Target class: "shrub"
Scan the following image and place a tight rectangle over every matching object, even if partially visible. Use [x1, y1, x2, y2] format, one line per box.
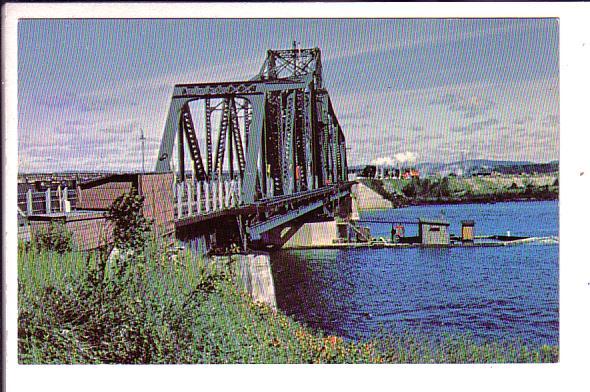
[401, 177, 451, 198]
[402, 179, 419, 197]
[107, 189, 151, 254]
[18, 240, 225, 364]
[436, 177, 451, 197]
[34, 221, 72, 254]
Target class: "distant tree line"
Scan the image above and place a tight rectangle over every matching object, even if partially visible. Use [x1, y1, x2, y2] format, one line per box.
[401, 177, 451, 198]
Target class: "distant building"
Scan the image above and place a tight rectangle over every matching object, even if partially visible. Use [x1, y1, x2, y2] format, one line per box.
[418, 217, 450, 245]
[401, 168, 420, 179]
[461, 220, 475, 242]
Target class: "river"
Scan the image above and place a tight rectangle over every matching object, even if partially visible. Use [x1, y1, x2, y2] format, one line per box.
[270, 200, 559, 346]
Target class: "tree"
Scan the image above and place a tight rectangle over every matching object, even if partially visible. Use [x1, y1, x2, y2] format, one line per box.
[35, 221, 72, 254]
[107, 189, 151, 255]
[438, 177, 451, 197]
[402, 179, 419, 198]
[421, 178, 432, 195]
[360, 165, 376, 178]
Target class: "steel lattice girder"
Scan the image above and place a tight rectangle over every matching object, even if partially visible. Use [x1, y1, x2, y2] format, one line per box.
[246, 189, 350, 241]
[180, 104, 207, 181]
[253, 47, 323, 87]
[155, 48, 347, 205]
[229, 98, 246, 177]
[213, 99, 229, 178]
[204, 98, 213, 180]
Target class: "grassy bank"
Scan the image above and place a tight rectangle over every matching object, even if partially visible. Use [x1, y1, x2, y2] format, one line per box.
[18, 241, 558, 364]
[373, 174, 558, 204]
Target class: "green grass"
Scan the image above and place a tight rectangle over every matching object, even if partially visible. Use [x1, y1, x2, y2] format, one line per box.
[380, 174, 558, 199]
[18, 240, 558, 364]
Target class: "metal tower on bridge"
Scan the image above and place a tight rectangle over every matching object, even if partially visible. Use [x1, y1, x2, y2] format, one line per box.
[155, 46, 348, 204]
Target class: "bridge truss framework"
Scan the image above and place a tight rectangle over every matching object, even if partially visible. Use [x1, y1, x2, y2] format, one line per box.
[155, 46, 351, 251]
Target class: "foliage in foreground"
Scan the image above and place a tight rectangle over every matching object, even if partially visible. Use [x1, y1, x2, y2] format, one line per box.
[33, 221, 73, 254]
[107, 189, 151, 254]
[18, 243, 558, 364]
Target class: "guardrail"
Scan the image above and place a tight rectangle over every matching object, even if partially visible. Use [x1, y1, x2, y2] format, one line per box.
[17, 187, 76, 215]
[174, 179, 242, 219]
[174, 180, 354, 222]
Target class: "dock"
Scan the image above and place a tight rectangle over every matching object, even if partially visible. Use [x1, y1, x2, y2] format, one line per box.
[283, 236, 559, 250]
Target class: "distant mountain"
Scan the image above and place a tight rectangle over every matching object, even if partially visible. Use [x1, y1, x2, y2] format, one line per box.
[417, 160, 558, 175]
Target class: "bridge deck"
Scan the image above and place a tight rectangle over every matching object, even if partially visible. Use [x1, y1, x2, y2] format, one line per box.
[174, 182, 354, 233]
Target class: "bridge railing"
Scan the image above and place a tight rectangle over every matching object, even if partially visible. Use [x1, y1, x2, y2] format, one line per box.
[18, 186, 75, 216]
[174, 178, 242, 219]
[17, 186, 76, 241]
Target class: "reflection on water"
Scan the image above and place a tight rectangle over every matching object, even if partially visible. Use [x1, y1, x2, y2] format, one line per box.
[270, 201, 558, 346]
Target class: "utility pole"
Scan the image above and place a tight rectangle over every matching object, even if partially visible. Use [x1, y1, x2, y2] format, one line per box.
[140, 127, 146, 173]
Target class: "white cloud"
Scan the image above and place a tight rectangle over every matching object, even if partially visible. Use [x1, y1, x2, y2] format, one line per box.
[18, 56, 260, 172]
[332, 77, 558, 165]
[322, 19, 542, 62]
[371, 151, 417, 167]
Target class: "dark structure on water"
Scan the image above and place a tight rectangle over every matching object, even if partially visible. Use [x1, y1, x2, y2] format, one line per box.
[418, 218, 451, 245]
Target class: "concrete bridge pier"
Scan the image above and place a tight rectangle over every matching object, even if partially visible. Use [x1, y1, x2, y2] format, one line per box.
[208, 252, 277, 310]
[232, 253, 277, 310]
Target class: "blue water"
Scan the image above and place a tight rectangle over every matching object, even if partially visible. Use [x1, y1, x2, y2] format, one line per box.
[270, 201, 558, 346]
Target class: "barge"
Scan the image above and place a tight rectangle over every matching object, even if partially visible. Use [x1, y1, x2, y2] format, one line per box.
[284, 217, 559, 250]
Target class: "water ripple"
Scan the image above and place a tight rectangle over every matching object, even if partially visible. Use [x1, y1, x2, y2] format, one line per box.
[271, 201, 559, 346]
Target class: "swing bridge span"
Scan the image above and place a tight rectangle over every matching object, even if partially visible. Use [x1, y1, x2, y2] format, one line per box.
[154, 46, 353, 251]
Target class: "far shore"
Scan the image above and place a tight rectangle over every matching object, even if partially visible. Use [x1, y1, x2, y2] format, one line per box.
[359, 174, 559, 208]
[401, 193, 558, 207]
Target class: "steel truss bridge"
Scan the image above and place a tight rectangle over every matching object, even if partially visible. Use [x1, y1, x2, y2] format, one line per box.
[155, 46, 351, 251]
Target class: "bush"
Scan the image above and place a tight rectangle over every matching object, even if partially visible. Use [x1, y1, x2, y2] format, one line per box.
[402, 179, 419, 197]
[107, 189, 151, 254]
[18, 243, 227, 364]
[437, 177, 451, 197]
[401, 177, 451, 198]
[34, 221, 72, 254]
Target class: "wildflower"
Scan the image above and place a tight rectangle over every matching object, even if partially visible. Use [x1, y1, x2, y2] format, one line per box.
[269, 338, 280, 348]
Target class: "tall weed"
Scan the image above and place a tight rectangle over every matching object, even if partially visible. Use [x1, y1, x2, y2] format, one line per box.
[18, 243, 558, 364]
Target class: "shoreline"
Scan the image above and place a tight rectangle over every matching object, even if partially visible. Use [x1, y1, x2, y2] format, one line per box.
[400, 193, 558, 207]
[358, 175, 559, 209]
[18, 242, 559, 363]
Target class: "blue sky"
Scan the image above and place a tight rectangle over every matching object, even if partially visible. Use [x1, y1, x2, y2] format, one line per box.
[18, 18, 559, 172]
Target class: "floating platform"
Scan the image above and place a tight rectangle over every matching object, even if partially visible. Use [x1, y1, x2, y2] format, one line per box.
[284, 236, 559, 250]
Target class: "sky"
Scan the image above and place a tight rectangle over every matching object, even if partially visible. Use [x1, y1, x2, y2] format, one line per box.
[17, 18, 559, 172]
